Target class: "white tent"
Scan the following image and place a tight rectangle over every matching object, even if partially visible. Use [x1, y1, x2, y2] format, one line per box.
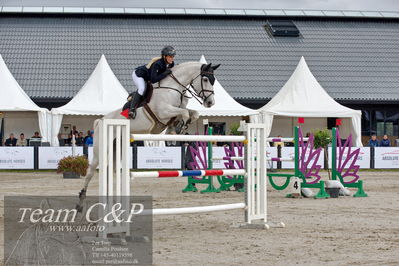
[256, 56, 362, 146]
[51, 55, 128, 145]
[186, 55, 258, 117]
[0, 54, 50, 142]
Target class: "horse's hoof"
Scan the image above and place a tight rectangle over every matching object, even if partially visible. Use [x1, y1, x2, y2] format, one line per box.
[76, 204, 83, 213]
[175, 123, 183, 134]
[79, 189, 86, 200]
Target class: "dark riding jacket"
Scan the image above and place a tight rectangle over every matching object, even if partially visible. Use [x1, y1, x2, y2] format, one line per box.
[135, 58, 174, 84]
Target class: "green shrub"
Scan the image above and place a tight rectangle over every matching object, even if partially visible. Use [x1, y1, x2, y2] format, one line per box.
[312, 128, 332, 175]
[229, 122, 241, 135]
[312, 128, 332, 149]
[57, 155, 89, 176]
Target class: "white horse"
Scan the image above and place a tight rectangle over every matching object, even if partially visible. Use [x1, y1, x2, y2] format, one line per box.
[77, 62, 220, 210]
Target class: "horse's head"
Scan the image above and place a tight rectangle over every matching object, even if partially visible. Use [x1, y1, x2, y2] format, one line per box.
[191, 63, 220, 108]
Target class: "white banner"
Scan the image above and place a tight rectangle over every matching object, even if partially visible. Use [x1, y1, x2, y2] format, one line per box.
[281, 147, 324, 169]
[266, 147, 278, 169]
[374, 147, 399, 169]
[88, 147, 133, 169]
[137, 147, 181, 169]
[0, 147, 34, 169]
[39, 147, 83, 169]
[328, 147, 370, 169]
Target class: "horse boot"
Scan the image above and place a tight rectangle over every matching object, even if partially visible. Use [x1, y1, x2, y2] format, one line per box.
[128, 93, 143, 119]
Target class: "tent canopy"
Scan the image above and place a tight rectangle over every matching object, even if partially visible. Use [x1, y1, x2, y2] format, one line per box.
[52, 55, 128, 115]
[0, 54, 50, 142]
[51, 55, 128, 145]
[186, 55, 258, 117]
[0, 54, 41, 112]
[258, 56, 362, 146]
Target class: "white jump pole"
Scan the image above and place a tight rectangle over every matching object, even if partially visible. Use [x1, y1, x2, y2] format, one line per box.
[131, 134, 245, 142]
[139, 203, 246, 216]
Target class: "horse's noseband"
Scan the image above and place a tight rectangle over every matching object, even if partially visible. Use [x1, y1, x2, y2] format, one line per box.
[192, 70, 215, 103]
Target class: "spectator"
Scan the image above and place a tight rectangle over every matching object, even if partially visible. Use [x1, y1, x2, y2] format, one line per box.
[85, 131, 94, 146]
[64, 133, 72, 146]
[4, 133, 17, 146]
[84, 130, 91, 143]
[75, 132, 84, 146]
[71, 125, 78, 136]
[58, 133, 65, 146]
[368, 134, 379, 147]
[16, 133, 27, 146]
[31, 131, 42, 139]
[380, 134, 390, 147]
[273, 135, 285, 147]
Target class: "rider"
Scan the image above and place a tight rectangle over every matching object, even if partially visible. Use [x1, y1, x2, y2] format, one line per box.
[128, 46, 176, 118]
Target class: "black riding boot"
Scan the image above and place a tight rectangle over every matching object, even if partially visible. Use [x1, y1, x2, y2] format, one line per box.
[128, 93, 143, 119]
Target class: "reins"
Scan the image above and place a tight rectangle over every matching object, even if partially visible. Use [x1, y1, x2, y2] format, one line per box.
[154, 70, 215, 106]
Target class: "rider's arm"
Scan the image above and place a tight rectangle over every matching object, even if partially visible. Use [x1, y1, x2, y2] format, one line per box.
[150, 62, 171, 84]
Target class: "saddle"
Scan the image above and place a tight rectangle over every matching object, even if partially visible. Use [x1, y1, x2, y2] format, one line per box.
[122, 81, 154, 111]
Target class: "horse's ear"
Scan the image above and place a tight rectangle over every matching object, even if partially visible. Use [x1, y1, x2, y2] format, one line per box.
[212, 64, 221, 71]
[202, 63, 211, 71]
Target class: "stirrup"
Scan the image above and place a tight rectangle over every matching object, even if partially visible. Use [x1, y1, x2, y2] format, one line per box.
[128, 110, 137, 119]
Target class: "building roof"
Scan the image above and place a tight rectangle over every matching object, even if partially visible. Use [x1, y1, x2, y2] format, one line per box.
[0, 13, 398, 103]
[1, 6, 399, 19]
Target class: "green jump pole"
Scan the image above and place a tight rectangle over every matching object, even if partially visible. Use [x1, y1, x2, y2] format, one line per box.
[294, 126, 300, 177]
[331, 127, 337, 181]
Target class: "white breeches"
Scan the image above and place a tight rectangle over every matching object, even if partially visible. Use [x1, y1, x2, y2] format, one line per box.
[132, 71, 146, 96]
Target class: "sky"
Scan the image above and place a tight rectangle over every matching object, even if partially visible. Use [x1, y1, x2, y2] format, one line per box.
[1, 0, 399, 12]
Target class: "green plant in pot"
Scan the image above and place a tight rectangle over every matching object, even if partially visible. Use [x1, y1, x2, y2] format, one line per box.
[312, 128, 332, 179]
[57, 155, 89, 179]
[229, 122, 242, 136]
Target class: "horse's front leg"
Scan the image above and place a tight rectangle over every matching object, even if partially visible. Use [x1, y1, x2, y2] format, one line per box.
[158, 106, 190, 134]
[186, 109, 199, 126]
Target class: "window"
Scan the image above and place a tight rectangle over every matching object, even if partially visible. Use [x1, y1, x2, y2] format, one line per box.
[265, 20, 300, 37]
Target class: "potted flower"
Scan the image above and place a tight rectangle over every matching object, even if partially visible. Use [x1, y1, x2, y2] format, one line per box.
[313, 128, 340, 197]
[57, 155, 89, 179]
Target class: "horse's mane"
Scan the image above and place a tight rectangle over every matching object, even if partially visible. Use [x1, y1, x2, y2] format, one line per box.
[171, 61, 202, 71]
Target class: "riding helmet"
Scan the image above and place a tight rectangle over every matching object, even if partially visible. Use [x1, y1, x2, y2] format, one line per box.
[161, 46, 176, 57]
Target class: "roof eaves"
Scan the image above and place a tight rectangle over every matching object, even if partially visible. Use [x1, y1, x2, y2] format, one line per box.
[1, 6, 399, 19]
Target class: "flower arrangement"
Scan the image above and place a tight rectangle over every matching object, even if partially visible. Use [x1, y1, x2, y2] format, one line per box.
[57, 155, 89, 177]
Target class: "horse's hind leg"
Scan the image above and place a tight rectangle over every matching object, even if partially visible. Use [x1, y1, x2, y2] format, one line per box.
[76, 157, 99, 212]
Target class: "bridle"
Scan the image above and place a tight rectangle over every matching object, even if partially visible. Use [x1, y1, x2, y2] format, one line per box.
[156, 66, 215, 105]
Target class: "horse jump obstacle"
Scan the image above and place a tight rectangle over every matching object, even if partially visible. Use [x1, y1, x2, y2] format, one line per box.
[267, 126, 330, 199]
[181, 127, 308, 193]
[98, 119, 282, 238]
[331, 127, 367, 197]
[98, 119, 131, 239]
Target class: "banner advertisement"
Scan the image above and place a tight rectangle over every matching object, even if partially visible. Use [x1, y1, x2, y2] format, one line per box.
[137, 147, 181, 169]
[39, 147, 83, 169]
[281, 147, 324, 169]
[374, 147, 399, 169]
[0, 147, 34, 169]
[266, 147, 278, 169]
[88, 147, 133, 169]
[328, 147, 370, 169]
